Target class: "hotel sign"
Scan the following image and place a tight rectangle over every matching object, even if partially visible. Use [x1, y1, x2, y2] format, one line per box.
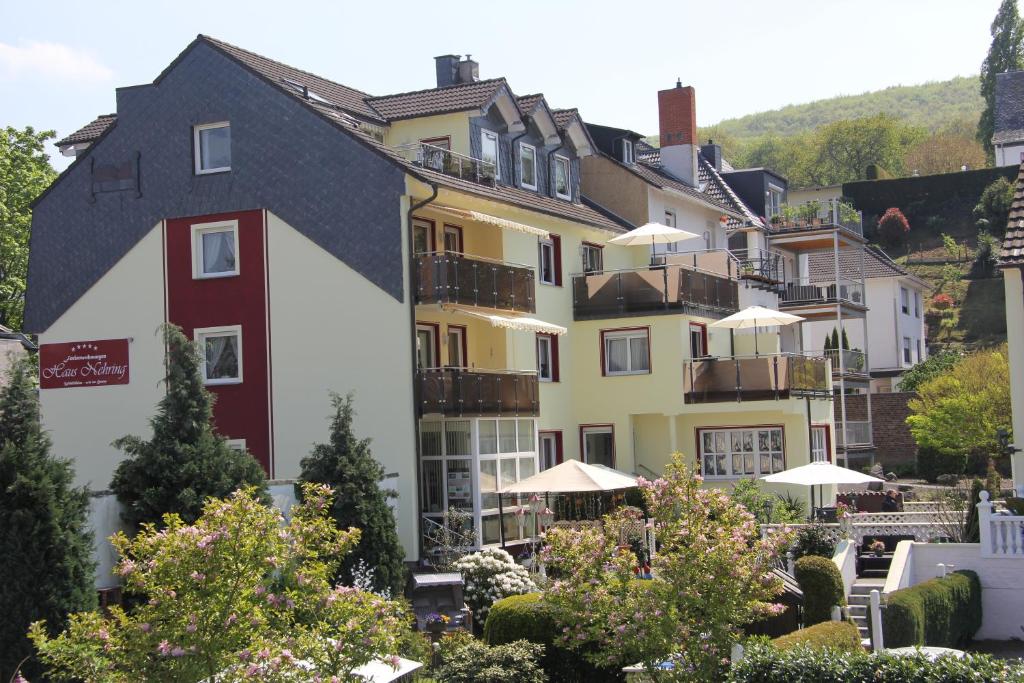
[39, 339, 130, 389]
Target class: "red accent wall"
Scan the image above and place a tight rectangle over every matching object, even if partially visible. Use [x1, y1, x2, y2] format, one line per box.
[165, 210, 272, 473]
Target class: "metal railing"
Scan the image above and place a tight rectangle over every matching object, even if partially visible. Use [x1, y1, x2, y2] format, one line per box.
[571, 264, 738, 320]
[394, 141, 497, 187]
[838, 420, 872, 447]
[683, 353, 831, 403]
[780, 278, 865, 307]
[417, 367, 539, 417]
[657, 248, 740, 279]
[768, 198, 863, 236]
[729, 248, 786, 284]
[415, 252, 535, 313]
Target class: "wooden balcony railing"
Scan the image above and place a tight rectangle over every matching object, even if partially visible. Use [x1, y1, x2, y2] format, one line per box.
[417, 368, 539, 417]
[683, 354, 831, 403]
[415, 252, 535, 313]
[571, 265, 738, 320]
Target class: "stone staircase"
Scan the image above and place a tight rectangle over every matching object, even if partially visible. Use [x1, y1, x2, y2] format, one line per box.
[847, 578, 884, 644]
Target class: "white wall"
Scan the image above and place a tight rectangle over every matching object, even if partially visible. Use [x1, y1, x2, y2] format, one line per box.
[996, 144, 1024, 168]
[38, 224, 167, 491]
[1005, 268, 1024, 486]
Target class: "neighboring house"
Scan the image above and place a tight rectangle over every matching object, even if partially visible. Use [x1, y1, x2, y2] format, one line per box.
[0, 325, 35, 384]
[992, 71, 1024, 167]
[999, 163, 1024, 490]
[786, 184, 843, 207]
[805, 246, 928, 393]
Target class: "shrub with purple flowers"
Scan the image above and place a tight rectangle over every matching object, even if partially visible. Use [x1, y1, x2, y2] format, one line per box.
[28, 484, 410, 682]
[542, 454, 793, 681]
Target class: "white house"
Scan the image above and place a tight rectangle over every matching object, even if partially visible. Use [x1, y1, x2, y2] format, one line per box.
[993, 71, 1024, 167]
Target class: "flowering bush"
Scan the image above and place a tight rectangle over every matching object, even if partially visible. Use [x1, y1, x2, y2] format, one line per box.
[435, 631, 545, 683]
[878, 207, 910, 247]
[452, 548, 536, 629]
[28, 485, 410, 682]
[542, 455, 792, 681]
[931, 293, 954, 311]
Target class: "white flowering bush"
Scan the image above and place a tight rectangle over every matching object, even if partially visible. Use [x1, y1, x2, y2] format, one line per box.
[452, 548, 536, 628]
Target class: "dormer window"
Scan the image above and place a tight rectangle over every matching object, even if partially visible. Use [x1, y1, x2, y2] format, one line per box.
[554, 155, 571, 200]
[621, 140, 634, 165]
[519, 143, 537, 190]
[481, 130, 500, 180]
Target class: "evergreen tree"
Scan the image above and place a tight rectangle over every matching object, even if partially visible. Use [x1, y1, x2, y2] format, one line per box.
[830, 328, 840, 352]
[110, 324, 268, 529]
[824, 332, 833, 352]
[841, 328, 850, 350]
[979, 0, 1024, 155]
[0, 357, 95, 681]
[298, 393, 406, 596]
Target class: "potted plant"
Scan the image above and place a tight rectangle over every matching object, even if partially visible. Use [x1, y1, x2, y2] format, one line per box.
[425, 611, 450, 634]
[868, 540, 886, 557]
[781, 205, 798, 227]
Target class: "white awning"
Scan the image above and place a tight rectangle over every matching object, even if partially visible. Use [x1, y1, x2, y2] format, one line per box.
[446, 306, 567, 335]
[430, 204, 549, 238]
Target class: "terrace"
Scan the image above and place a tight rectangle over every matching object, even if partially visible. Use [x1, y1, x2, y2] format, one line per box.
[682, 353, 831, 403]
[394, 141, 497, 187]
[414, 251, 536, 314]
[416, 367, 539, 418]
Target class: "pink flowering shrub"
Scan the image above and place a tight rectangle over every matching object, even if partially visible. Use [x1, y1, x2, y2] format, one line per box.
[541, 454, 792, 681]
[28, 485, 409, 682]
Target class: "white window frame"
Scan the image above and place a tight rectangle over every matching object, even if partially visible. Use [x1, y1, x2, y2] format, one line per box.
[538, 238, 556, 285]
[539, 432, 559, 471]
[195, 325, 243, 385]
[767, 185, 784, 217]
[447, 326, 466, 368]
[698, 426, 786, 479]
[903, 337, 912, 364]
[581, 243, 603, 274]
[191, 220, 240, 279]
[226, 439, 247, 452]
[602, 328, 650, 376]
[581, 425, 614, 467]
[621, 140, 634, 164]
[480, 130, 500, 181]
[913, 291, 921, 318]
[519, 143, 538, 191]
[417, 324, 439, 369]
[811, 427, 828, 463]
[554, 155, 572, 200]
[537, 334, 554, 382]
[193, 121, 231, 175]
[900, 287, 910, 315]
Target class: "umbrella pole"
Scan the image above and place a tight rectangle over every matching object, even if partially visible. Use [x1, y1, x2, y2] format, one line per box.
[754, 319, 759, 356]
[498, 492, 506, 549]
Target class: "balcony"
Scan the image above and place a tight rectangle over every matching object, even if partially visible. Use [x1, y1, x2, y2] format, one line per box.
[417, 368, 539, 417]
[837, 420, 873, 447]
[730, 248, 785, 286]
[780, 278, 865, 308]
[394, 142, 496, 187]
[769, 198, 863, 237]
[683, 354, 831, 403]
[415, 252, 535, 314]
[572, 265, 738, 320]
[822, 349, 868, 378]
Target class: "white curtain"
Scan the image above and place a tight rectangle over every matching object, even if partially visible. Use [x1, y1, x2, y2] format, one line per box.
[607, 338, 627, 373]
[203, 231, 235, 273]
[205, 335, 238, 379]
[629, 337, 649, 372]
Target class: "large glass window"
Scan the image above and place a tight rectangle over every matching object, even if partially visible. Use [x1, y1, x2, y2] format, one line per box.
[193, 122, 231, 174]
[698, 427, 785, 478]
[539, 432, 561, 470]
[602, 328, 650, 376]
[195, 326, 242, 384]
[581, 425, 614, 467]
[519, 143, 537, 190]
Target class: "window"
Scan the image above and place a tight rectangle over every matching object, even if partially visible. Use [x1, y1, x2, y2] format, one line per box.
[447, 325, 466, 367]
[689, 322, 707, 358]
[915, 339, 921, 364]
[554, 155, 571, 200]
[581, 425, 614, 467]
[903, 337, 912, 364]
[519, 143, 537, 190]
[191, 220, 239, 278]
[913, 291, 921, 318]
[480, 130, 500, 180]
[193, 121, 231, 174]
[581, 242, 604, 274]
[621, 140, 634, 164]
[226, 439, 247, 452]
[656, 210, 679, 255]
[811, 426, 829, 463]
[417, 323, 439, 369]
[420, 136, 451, 150]
[602, 328, 650, 376]
[413, 218, 435, 254]
[443, 224, 463, 253]
[539, 431, 563, 470]
[537, 333, 559, 382]
[767, 185, 783, 218]
[195, 326, 242, 385]
[537, 234, 561, 286]
[900, 287, 910, 315]
[699, 427, 785, 478]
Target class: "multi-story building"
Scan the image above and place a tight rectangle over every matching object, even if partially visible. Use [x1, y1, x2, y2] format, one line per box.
[999, 163, 1024, 490]
[993, 71, 1024, 167]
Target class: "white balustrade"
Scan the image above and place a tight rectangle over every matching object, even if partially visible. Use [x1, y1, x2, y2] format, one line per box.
[978, 491, 1024, 558]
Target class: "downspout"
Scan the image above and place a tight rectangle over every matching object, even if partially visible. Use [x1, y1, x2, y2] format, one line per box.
[407, 181, 439, 562]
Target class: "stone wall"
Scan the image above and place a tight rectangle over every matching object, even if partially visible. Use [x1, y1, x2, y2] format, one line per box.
[839, 392, 917, 466]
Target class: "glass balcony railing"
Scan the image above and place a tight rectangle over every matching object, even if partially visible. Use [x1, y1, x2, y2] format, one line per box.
[768, 198, 863, 236]
[415, 252, 535, 313]
[394, 142, 497, 187]
[683, 354, 831, 403]
[780, 278, 865, 307]
[417, 368, 539, 417]
[572, 265, 738, 320]
[838, 420, 873, 447]
[729, 248, 785, 284]
[821, 348, 867, 375]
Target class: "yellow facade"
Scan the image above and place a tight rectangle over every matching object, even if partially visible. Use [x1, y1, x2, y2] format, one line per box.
[385, 112, 475, 157]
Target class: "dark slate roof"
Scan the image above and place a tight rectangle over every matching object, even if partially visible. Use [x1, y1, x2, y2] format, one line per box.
[1000, 163, 1024, 264]
[697, 154, 762, 229]
[807, 245, 909, 282]
[366, 78, 509, 121]
[55, 114, 117, 147]
[635, 139, 660, 163]
[994, 71, 1024, 145]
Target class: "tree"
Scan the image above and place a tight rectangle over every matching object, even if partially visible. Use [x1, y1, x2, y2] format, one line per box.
[979, 0, 1024, 155]
[904, 130, 987, 176]
[899, 350, 962, 393]
[29, 485, 411, 682]
[110, 324, 267, 530]
[0, 127, 56, 330]
[830, 328, 840, 353]
[878, 207, 911, 247]
[298, 393, 406, 596]
[0, 357, 95, 681]
[804, 115, 924, 186]
[974, 176, 1015, 235]
[542, 455, 790, 680]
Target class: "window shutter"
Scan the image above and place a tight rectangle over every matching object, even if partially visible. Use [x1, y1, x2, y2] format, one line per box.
[551, 234, 562, 286]
[551, 333, 560, 382]
[554, 431, 564, 464]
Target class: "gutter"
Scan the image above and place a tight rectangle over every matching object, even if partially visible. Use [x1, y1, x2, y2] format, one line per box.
[0, 330, 37, 352]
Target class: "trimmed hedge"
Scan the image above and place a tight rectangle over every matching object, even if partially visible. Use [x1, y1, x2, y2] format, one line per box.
[882, 570, 982, 648]
[771, 621, 861, 653]
[794, 555, 845, 626]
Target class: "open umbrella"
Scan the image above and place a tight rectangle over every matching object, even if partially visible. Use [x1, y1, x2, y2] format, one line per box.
[709, 305, 804, 355]
[761, 461, 884, 518]
[607, 222, 701, 263]
[502, 459, 638, 494]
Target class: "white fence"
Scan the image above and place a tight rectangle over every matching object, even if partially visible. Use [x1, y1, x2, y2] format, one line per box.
[978, 491, 1024, 558]
[761, 510, 966, 546]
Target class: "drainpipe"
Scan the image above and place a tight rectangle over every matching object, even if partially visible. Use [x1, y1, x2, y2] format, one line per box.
[407, 181, 439, 562]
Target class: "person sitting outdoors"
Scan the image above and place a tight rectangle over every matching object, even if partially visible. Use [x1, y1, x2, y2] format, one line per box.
[881, 489, 901, 512]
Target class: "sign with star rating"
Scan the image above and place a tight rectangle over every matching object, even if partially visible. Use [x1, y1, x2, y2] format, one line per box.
[39, 339, 130, 389]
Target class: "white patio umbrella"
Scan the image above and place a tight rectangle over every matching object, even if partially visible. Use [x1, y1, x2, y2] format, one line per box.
[607, 222, 701, 263]
[761, 461, 884, 518]
[502, 459, 638, 494]
[709, 305, 804, 355]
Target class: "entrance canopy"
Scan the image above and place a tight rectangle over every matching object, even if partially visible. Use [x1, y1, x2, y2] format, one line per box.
[502, 459, 638, 494]
[761, 461, 883, 486]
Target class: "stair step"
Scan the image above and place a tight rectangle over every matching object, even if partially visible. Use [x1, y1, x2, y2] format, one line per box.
[847, 605, 868, 616]
[848, 594, 872, 604]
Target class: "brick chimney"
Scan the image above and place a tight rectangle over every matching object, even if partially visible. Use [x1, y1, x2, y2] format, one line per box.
[658, 80, 698, 186]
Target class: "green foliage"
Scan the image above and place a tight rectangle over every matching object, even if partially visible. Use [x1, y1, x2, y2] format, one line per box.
[729, 641, 1023, 682]
[964, 479, 985, 543]
[793, 556, 845, 626]
[898, 350, 962, 393]
[974, 231, 1002, 277]
[979, 0, 1024, 154]
[882, 570, 982, 648]
[829, 328, 839, 353]
[974, 177, 1015, 235]
[789, 523, 837, 561]
[730, 479, 801, 525]
[298, 392, 406, 596]
[0, 126, 57, 330]
[453, 548, 537, 629]
[435, 631, 546, 683]
[0, 358, 95, 681]
[770, 621, 861, 652]
[917, 446, 967, 483]
[30, 484, 412, 682]
[110, 324, 268, 530]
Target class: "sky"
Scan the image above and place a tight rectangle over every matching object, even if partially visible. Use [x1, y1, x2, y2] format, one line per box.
[0, 0, 1006, 170]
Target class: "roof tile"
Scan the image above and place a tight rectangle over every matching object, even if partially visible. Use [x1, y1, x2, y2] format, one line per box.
[1000, 163, 1024, 265]
[366, 78, 508, 120]
[55, 114, 117, 147]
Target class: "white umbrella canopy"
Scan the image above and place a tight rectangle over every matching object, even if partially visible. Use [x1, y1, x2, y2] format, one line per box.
[502, 459, 638, 494]
[761, 461, 884, 486]
[607, 222, 701, 247]
[708, 305, 804, 355]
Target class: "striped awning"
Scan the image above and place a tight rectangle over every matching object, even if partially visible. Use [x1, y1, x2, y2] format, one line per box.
[430, 204, 549, 238]
[446, 306, 567, 336]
